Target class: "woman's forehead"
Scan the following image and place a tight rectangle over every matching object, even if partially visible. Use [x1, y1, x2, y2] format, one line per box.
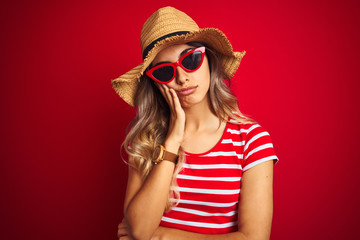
[152, 44, 193, 63]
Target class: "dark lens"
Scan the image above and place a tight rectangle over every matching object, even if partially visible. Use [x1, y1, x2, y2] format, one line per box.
[181, 51, 202, 70]
[152, 66, 174, 82]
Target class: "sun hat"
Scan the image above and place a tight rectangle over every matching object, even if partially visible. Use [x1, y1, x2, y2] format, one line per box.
[111, 6, 246, 106]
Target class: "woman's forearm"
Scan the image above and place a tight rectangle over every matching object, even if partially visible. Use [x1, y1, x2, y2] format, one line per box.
[125, 161, 175, 240]
[153, 227, 248, 240]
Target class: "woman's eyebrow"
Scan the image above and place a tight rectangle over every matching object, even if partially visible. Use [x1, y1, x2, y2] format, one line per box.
[179, 48, 195, 58]
[153, 61, 170, 67]
[152, 48, 195, 67]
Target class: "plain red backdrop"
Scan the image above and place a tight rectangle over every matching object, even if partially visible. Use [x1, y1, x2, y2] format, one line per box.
[1, 0, 359, 239]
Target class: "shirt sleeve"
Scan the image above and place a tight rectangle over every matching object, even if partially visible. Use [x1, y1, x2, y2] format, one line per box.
[242, 124, 279, 172]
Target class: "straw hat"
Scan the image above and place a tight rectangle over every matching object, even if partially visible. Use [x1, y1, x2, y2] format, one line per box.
[112, 6, 246, 106]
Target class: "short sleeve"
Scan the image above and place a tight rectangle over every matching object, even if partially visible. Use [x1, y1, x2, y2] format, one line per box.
[242, 124, 279, 171]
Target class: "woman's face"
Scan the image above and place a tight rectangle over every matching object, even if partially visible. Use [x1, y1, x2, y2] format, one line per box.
[151, 44, 211, 109]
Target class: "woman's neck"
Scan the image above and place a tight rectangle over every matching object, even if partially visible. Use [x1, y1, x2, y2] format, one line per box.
[183, 98, 221, 133]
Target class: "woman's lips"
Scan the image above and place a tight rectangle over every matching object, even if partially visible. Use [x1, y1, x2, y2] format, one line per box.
[177, 86, 198, 96]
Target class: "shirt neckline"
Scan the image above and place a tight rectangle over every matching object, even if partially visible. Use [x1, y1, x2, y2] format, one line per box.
[184, 119, 231, 157]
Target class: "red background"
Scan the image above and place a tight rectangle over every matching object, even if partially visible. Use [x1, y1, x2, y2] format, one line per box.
[1, 0, 359, 239]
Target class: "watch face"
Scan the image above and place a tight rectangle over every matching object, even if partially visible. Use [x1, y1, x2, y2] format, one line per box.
[153, 146, 161, 163]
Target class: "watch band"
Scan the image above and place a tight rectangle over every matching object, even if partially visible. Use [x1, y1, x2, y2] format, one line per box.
[162, 151, 178, 164]
[153, 145, 179, 164]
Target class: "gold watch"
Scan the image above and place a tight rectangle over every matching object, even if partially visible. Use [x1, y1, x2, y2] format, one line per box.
[152, 145, 178, 164]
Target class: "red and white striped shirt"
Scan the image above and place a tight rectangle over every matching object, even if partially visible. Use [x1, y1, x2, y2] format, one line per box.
[160, 119, 278, 234]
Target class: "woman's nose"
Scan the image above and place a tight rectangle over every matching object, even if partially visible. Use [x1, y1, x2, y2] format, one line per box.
[175, 66, 189, 85]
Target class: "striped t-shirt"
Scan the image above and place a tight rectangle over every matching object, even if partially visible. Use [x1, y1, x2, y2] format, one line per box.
[160, 119, 279, 234]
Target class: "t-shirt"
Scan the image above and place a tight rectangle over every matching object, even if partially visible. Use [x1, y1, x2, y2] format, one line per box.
[159, 119, 279, 234]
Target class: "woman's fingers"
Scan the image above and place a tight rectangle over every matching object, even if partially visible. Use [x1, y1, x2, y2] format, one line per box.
[119, 236, 131, 240]
[117, 229, 128, 237]
[161, 85, 182, 116]
[164, 86, 175, 110]
[157, 83, 174, 109]
[169, 88, 184, 119]
[154, 83, 185, 148]
[117, 219, 130, 238]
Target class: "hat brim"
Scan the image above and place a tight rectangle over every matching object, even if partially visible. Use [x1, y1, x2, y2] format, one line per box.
[112, 28, 245, 106]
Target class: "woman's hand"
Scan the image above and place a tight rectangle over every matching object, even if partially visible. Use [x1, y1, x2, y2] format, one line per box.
[117, 218, 131, 240]
[150, 226, 167, 240]
[157, 84, 185, 153]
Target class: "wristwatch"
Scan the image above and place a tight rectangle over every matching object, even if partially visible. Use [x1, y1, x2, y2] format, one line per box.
[152, 145, 178, 164]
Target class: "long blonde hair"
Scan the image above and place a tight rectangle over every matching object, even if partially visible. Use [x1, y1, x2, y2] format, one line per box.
[122, 42, 254, 211]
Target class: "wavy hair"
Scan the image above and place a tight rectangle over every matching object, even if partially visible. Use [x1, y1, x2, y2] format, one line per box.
[122, 42, 254, 211]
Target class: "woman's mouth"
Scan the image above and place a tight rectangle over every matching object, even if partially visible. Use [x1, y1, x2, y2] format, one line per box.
[177, 86, 198, 96]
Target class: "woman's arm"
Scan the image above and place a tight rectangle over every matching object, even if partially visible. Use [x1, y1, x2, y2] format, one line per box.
[123, 160, 176, 240]
[123, 86, 186, 240]
[151, 160, 274, 240]
[237, 160, 274, 239]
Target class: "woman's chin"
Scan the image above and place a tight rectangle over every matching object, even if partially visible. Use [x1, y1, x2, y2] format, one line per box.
[179, 96, 206, 109]
[179, 98, 194, 108]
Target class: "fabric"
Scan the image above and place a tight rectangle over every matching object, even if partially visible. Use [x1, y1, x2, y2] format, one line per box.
[159, 119, 279, 234]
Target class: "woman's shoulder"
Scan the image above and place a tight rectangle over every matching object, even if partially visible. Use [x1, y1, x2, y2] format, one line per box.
[227, 118, 279, 170]
[227, 117, 272, 139]
[228, 117, 261, 130]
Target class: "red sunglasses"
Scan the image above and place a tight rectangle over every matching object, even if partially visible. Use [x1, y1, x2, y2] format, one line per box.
[146, 46, 206, 84]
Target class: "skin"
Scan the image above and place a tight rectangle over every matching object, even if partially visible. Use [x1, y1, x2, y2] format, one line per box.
[118, 44, 274, 240]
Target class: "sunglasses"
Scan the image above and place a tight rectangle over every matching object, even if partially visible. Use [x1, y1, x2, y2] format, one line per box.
[146, 46, 206, 84]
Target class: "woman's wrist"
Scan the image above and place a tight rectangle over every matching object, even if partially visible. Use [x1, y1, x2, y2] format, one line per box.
[163, 140, 181, 155]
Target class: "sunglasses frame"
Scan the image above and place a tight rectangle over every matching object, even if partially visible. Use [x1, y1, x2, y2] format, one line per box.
[146, 46, 206, 84]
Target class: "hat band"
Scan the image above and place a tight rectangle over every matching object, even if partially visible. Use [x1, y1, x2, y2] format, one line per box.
[142, 31, 190, 60]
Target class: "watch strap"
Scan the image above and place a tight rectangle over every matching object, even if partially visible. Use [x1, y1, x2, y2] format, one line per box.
[162, 150, 178, 164]
[153, 145, 179, 164]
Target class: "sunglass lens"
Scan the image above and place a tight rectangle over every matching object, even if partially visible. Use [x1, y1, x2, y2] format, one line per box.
[182, 51, 203, 70]
[152, 66, 174, 82]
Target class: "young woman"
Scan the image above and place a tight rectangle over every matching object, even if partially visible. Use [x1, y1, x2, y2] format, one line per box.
[113, 7, 278, 240]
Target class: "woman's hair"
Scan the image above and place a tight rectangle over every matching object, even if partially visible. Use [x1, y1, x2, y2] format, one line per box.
[122, 42, 254, 211]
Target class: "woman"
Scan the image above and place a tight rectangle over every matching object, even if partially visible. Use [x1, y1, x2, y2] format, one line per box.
[113, 6, 278, 240]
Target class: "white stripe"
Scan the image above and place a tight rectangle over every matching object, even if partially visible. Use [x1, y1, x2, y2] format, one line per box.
[203, 151, 243, 159]
[227, 124, 260, 135]
[245, 143, 274, 159]
[183, 163, 242, 170]
[226, 128, 243, 135]
[171, 207, 238, 217]
[162, 217, 237, 229]
[229, 119, 239, 123]
[246, 124, 261, 134]
[221, 139, 245, 146]
[243, 156, 278, 171]
[244, 132, 269, 151]
[178, 187, 240, 195]
[177, 174, 241, 182]
[171, 198, 238, 207]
